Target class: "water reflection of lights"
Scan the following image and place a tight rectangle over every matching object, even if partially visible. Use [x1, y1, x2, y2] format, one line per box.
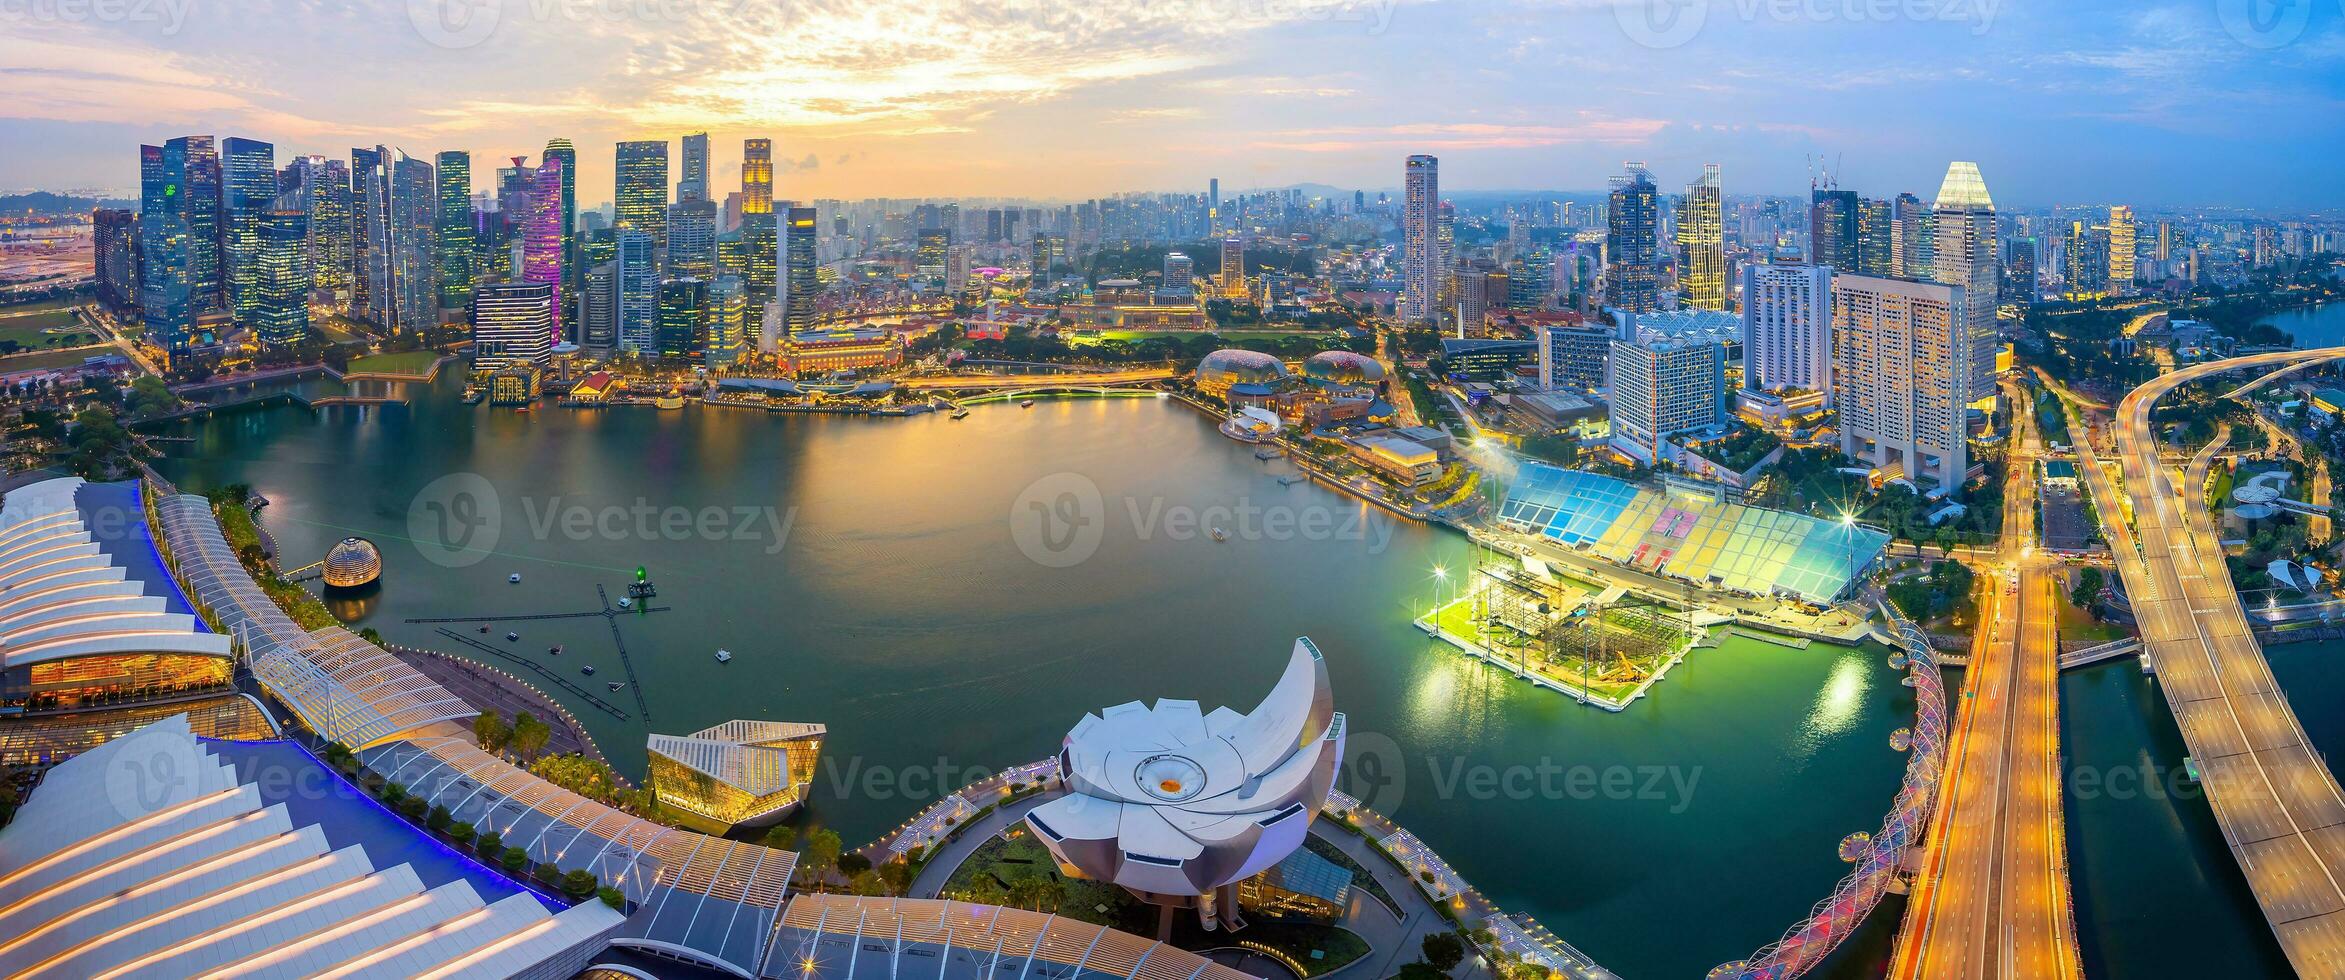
[1808, 656, 1869, 738]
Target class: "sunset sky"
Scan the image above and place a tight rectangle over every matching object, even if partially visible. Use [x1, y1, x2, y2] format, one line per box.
[3, 0, 2340, 208]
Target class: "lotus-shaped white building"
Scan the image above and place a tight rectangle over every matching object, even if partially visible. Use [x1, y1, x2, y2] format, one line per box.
[1026, 637, 1345, 931]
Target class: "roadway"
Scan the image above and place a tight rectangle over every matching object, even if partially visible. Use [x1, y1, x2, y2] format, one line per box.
[892, 367, 1175, 390]
[2110, 347, 2345, 978]
[1893, 381, 2081, 980]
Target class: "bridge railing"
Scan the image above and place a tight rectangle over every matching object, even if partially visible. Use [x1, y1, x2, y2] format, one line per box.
[1709, 596, 1949, 979]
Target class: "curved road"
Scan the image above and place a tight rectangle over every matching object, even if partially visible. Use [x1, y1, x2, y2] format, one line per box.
[2111, 347, 2345, 978]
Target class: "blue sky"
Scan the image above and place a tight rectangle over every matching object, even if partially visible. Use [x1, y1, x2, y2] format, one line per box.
[1, 0, 2339, 209]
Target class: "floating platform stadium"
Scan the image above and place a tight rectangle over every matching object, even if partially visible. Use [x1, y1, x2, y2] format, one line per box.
[1492, 463, 1891, 607]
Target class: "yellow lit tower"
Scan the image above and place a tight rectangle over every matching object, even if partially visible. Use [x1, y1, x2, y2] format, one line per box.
[2106, 205, 2135, 293]
[1677, 164, 1725, 310]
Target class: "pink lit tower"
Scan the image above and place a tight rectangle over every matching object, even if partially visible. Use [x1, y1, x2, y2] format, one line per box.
[523, 155, 566, 343]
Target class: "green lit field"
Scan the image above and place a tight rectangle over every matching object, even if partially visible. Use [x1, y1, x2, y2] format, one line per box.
[0, 310, 96, 349]
[1424, 593, 1667, 704]
[346, 350, 442, 376]
[0, 345, 113, 372]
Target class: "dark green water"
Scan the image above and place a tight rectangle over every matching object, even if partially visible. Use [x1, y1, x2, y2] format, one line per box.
[157, 377, 1913, 978]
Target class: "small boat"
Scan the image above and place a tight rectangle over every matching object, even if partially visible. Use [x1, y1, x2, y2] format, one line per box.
[607, 682, 625, 692]
[505, 632, 519, 642]
[1211, 527, 1230, 542]
[508, 573, 521, 584]
[951, 409, 970, 420]
[581, 665, 596, 676]
[547, 645, 562, 656]
[616, 597, 633, 609]
[1019, 399, 1036, 408]
[478, 625, 491, 634]
[715, 649, 734, 663]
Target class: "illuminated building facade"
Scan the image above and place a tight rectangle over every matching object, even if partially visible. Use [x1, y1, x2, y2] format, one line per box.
[434, 149, 474, 309]
[1606, 163, 1659, 313]
[615, 139, 670, 253]
[776, 327, 902, 376]
[1833, 272, 1967, 492]
[647, 719, 826, 832]
[1676, 165, 1725, 310]
[220, 136, 275, 323]
[1930, 161, 2000, 404]
[1403, 154, 1438, 322]
[524, 155, 567, 342]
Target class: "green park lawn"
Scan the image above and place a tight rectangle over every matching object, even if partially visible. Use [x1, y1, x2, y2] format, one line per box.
[0, 310, 97, 349]
[0, 346, 113, 372]
[346, 350, 443, 376]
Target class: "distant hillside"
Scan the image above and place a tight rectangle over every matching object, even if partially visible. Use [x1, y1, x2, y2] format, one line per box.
[0, 192, 137, 215]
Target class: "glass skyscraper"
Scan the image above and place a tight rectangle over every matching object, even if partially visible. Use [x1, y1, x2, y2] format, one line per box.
[615, 140, 670, 254]
[524, 156, 567, 343]
[220, 137, 276, 323]
[1605, 163, 1659, 314]
[435, 150, 475, 310]
[165, 136, 223, 313]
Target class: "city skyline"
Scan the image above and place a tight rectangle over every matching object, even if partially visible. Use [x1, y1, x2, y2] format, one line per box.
[3, 1, 2342, 208]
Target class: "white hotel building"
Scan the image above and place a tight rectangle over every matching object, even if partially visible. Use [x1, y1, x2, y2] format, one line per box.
[1832, 272, 1969, 494]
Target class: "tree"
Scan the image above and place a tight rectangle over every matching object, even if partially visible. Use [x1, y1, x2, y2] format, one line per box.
[502, 846, 529, 874]
[426, 803, 452, 832]
[2070, 567, 2106, 612]
[837, 852, 872, 877]
[599, 886, 627, 910]
[849, 870, 888, 896]
[508, 711, 551, 763]
[879, 860, 915, 896]
[472, 711, 512, 754]
[476, 831, 504, 859]
[762, 825, 797, 851]
[530, 754, 619, 801]
[1395, 963, 1447, 980]
[1421, 932, 1467, 972]
[560, 868, 599, 901]
[448, 821, 475, 845]
[801, 828, 843, 883]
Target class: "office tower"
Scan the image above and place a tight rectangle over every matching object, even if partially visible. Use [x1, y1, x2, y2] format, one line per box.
[163, 136, 223, 313]
[581, 262, 618, 354]
[520, 155, 567, 343]
[283, 156, 352, 302]
[916, 228, 949, 271]
[1209, 176, 1221, 231]
[1676, 165, 1725, 310]
[93, 208, 138, 310]
[1810, 188, 1859, 271]
[348, 147, 381, 313]
[253, 184, 311, 347]
[358, 148, 437, 335]
[1219, 237, 1245, 298]
[1605, 163, 1659, 314]
[1741, 264, 1833, 398]
[2002, 237, 2037, 304]
[774, 206, 818, 343]
[1456, 267, 1490, 335]
[2064, 221, 2109, 295]
[1856, 197, 1894, 276]
[741, 139, 776, 299]
[946, 245, 975, 297]
[615, 140, 669, 254]
[470, 281, 554, 371]
[1403, 155, 1439, 322]
[677, 132, 710, 202]
[220, 137, 275, 322]
[657, 278, 708, 361]
[138, 143, 194, 350]
[614, 230, 657, 355]
[1436, 202, 1455, 302]
[1031, 233, 1053, 278]
[1890, 192, 1932, 279]
[667, 198, 718, 281]
[434, 151, 475, 310]
[1607, 333, 1725, 465]
[1162, 252, 1195, 294]
[2107, 205, 2136, 290]
[2155, 220, 2172, 263]
[706, 275, 746, 368]
[542, 138, 576, 294]
[1931, 162, 1999, 403]
[1832, 273, 1967, 492]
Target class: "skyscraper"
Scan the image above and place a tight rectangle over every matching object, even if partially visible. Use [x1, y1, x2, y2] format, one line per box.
[2107, 205, 2136, 291]
[657, 278, 708, 361]
[220, 137, 276, 323]
[741, 138, 776, 300]
[470, 281, 555, 371]
[139, 142, 195, 352]
[285, 155, 352, 302]
[165, 136, 223, 313]
[677, 132, 710, 203]
[359, 148, 437, 335]
[1740, 264, 1833, 398]
[1675, 165, 1724, 310]
[93, 208, 138, 311]
[543, 139, 577, 299]
[1608, 333, 1724, 465]
[434, 151, 475, 310]
[615, 229, 657, 356]
[774, 206, 818, 344]
[581, 262, 617, 355]
[1931, 162, 2000, 403]
[1832, 273, 1967, 492]
[1891, 192, 1933, 280]
[667, 198, 718, 281]
[707, 275, 746, 369]
[1855, 197, 1894, 276]
[1219, 237, 1246, 299]
[1402, 155, 1438, 323]
[348, 146, 381, 315]
[1809, 188, 1859, 271]
[524, 155, 567, 343]
[1605, 163, 1659, 314]
[253, 183, 311, 347]
[615, 140, 670, 253]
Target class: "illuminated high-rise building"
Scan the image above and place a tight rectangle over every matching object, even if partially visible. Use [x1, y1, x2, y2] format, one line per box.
[139, 142, 196, 352]
[165, 136, 223, 313]
[741, 139, 773, 215]
[253, 184, 311, 347]
[775, 206, 818, 341]
[1855, 197, 1893, 276]
[284, 155, 352, 302]
[1402, 154, 1438, 322]
[93, 208, 138, 311]
[1930, 161, 2000, 404]
[615, 140, 669, 253]
[543, 138, 577, 297]
[470, 281, 554, 371]
[667, 198, 718, 281]
[657, 277, 708, 361]
[1675, 165, 1724, 310]
[2107, 205, 2136, 291]
[349, 146, 381, 314]
[220, 137, 276, 323]
[1891, 192, 1933, 280]
[706, 275, 746, 368]
[677, 132, 710, 203]
[741, 139, 776, 300]
[523, 155, 567, 343]
[1833, 273, 1967, 492]
[434, 150, 475, 310]
[358, 148, 437, 335]
[1605, 162, 1659, 314]
[615, 229, 657, 355]
[581, 261, 617, 355]
[1219, 236, 1246, 299]
[1741, 263, 1832, 399]
[1810, 187, 1859, 271]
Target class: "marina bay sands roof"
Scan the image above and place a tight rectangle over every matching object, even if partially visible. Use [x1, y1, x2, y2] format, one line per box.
[0, 478, 227, 673]
[771, 894, 1259, 980]
[0, 715, 621, 979]
[1025, 637, 1345, 900]
[1495, 464, 1889, 605]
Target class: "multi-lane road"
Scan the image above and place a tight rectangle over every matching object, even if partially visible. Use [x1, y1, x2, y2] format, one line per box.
[1894, 383, 2081, 980]
[2106, 348, 2345, 978]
